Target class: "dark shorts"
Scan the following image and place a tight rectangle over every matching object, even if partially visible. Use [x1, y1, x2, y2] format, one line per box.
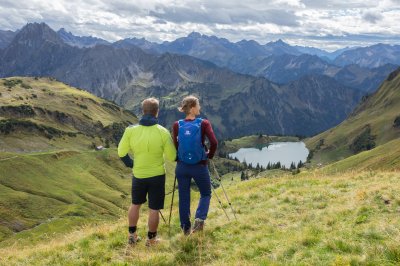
[131, 174, 165, 210]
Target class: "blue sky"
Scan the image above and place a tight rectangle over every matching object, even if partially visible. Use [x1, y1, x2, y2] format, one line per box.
[1, 0, 400, 51]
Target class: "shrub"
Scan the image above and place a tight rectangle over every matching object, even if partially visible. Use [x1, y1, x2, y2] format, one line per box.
[54, 110, 69, 122]
[349, 125, 376, 154]
[78, 104, 88, 109]
[387, 67, 400, 82]
[3, 79, 22, 88]
[316, 139, 324, 150]
[102, 102, 120, 112]
[110, 122, 126, 143]
[0, 119, 68, 138]
[394, 116, 400, 128]
[0, 105, 35, 117]
[307, 150, 314, 163]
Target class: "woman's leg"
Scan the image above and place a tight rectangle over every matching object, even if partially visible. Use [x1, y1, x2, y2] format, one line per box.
[176, 162, 192, 231]
[192, 164, 212, 220]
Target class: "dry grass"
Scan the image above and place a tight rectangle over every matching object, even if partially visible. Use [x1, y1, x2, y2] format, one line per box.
[1, 169, 399, 265]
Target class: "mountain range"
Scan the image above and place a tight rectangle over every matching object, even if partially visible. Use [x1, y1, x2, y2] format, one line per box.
[112, 33, 399, 88]
[0, 23, 368, 138]
[1, 23, 398, 138]
[1, 24, 399, 70]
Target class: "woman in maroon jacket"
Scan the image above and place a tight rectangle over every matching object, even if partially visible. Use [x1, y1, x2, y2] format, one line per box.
[172, 95, 218, 234]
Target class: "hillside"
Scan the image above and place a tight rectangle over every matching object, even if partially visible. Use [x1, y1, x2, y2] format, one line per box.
[0, 77, 144, 243]
[0, 149, 131, 242]
[0, 149, 177, 244]
[305, 68, 400, 165]
[1, 162, 399, 265]
[322, 138, 400, 173]
[0, 77, 137, 153]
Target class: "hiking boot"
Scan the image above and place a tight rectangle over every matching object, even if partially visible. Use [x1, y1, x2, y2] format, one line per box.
[192, 218, 204, 233]
[183, 227, 191, 236]
[128, 233, 141, 245]
[145, 237, 160, 247]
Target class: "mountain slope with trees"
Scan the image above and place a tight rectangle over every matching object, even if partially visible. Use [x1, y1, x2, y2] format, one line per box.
[306, 67, 400, 164]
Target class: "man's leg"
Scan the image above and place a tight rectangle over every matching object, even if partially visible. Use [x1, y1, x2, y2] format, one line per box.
[148, 209, 159, 232]
[129, 176, 147, 244]
[128, 204, 141, 227]
[127, 204, 142, 244]
[146, 175, 166, 246]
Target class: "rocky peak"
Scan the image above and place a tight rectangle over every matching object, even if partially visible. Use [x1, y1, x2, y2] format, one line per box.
[12, 22, 64, 48]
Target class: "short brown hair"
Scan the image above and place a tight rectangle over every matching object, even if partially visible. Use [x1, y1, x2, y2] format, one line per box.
[178, 95, 199, 115]
[142, 98, 159, 116]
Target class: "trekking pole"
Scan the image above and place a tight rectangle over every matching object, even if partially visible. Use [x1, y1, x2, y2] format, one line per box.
[168, 176, 177, 236]
[159, 210, 167, 224]
[210, 176, 230, 221]
[211, 160, 238, 220]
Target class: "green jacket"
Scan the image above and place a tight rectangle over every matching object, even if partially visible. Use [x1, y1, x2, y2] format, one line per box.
[118, 123, 176, 178]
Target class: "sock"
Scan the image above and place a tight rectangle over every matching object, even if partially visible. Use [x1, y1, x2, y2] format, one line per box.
[129, 226, 137, 234]
[148, 231, 157, 239]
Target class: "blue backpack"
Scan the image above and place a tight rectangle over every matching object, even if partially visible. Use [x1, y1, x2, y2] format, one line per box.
[178, 118, 207, 164]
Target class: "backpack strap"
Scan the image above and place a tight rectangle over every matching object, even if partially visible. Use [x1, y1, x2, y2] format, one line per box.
[194, 117, 203, 126]
[178, 119, 185, 128]
[178, 118, 203, 127]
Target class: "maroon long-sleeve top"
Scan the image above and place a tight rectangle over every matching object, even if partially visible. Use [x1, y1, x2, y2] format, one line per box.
[172, 118, 218, 164]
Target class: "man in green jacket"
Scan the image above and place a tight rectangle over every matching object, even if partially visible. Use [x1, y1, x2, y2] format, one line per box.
[118, 98, 176, 246]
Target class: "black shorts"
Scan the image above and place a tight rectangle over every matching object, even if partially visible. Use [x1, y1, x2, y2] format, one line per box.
[131, 174, 165, 210]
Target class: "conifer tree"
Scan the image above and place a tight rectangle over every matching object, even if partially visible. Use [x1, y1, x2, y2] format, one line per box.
[240, 171, 246, 181]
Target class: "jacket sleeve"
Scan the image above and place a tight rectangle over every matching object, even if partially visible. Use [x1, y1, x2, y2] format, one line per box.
[172, 121, 179, 149]
[118, 127, 131, 158]
[163, 130, 177, 162]
[203, 120, 218, 159]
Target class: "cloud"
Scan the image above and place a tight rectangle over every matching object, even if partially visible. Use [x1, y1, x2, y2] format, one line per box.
[148, 5, 300, 27]
[301, 0, 376, 9]
[0, 0, 399, 50]
[362, 11, 384, 23]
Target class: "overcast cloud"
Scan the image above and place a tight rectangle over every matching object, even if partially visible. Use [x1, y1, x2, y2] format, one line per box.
[0, 0, 400, 50]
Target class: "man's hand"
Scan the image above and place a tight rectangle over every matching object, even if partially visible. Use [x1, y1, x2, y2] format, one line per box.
[120, 154, 134, 168]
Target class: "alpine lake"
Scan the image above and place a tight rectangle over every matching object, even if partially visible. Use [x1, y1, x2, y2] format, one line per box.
[229, 142, 309, 168]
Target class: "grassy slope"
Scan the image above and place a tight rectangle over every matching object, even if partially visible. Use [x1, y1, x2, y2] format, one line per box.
[0, 77, 144, 243]
[322, 138, 400, 174]
[1, 167, 399, 265]
[0, 77, 137, 152]
[305, 70, 400, 165]
[0, 149, 129, 243]
[1, 142, 399, 265]
[0, 149, 177, 245]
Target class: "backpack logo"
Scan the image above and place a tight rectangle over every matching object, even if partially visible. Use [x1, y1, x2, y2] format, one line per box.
[184, 130, 191, 136]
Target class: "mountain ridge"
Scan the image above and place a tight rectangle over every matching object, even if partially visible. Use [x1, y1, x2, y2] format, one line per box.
[0, 23, 364, 138]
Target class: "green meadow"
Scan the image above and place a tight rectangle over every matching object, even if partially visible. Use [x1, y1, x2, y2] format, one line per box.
[0, 142, 399, 265]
